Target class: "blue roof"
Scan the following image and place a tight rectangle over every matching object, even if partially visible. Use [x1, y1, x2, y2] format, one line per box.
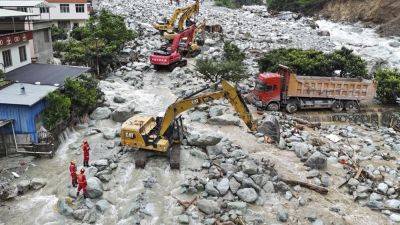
[0, 83, 58, 106]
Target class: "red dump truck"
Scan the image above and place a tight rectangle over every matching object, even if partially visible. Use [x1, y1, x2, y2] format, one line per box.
[247, 66, 376, 113]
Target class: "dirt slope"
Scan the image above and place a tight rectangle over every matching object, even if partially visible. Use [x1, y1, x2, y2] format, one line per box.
[320, 0, 400, 36]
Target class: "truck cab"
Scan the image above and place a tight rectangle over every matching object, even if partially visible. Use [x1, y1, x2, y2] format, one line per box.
[250, 72, 282, 110]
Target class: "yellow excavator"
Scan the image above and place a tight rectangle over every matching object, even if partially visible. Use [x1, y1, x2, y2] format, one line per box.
[153, 0, 199, 33]
[121, 80, 275, 169]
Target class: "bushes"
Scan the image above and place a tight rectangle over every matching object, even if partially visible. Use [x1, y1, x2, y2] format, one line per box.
[374, 68, 400, 104]
[0, 69, 4, 80]
[43, 92, 71, 130]
[196, 42, 247, 83]
[267, 0, 329, 15]
[215, 0, 263, 8]
[42, 75, 102, 130]
[50, 25, 67, 41]
[258, 47, 368, 78]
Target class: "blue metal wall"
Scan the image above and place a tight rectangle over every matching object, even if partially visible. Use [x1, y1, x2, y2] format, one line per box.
[0, 100, 47, 143]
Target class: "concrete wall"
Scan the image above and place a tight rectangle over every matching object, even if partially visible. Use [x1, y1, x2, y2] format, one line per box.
[0, 42, 31, 73]
[32, 28, 54, 63]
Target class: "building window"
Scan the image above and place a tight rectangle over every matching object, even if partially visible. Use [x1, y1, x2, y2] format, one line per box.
[2, 50, 12, 68]
[75, 4, 85, 13]
[19, 46, 27, 62]
[60, 4, 70, 13]
[40, 7, 49, 13]
[17, 7, 28, 12]
[58, 21, 70, 30]
[44, 30, 50, 42]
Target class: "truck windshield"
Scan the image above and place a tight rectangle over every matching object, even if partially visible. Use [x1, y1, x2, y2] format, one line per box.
[255, 81, 274, 92]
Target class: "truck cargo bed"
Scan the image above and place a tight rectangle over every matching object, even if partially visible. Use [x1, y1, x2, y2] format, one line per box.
[287, 74, 376, 101]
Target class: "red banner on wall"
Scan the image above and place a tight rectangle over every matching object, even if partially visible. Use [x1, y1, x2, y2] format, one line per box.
[0, 31, 33, 47]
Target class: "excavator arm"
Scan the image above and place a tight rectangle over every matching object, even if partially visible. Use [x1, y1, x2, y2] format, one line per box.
[153, 3, 194, 30]
[177, 0, 200, 31]
[158, 80, 257, 137]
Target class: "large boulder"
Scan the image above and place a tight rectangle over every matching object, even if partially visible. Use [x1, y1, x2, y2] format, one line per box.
[30, 178, 46, 190]
[17, 180, 30, 194]
[57, 198, 73, 216]
[83, 209, 98, 224]
[95, 199, 110, 213]
[90, 107, 111, 120]
[209, 114, 241, 126]
[0, 182, 17, 200]
[111, 106, 135, 122]
[92, 159, 109, 171]
[197, 199, 219, 215]
[186, 129, 222, 146]
[86, 177, 103, 198]
[305, 152, 327, 169]
[73, 208, 89, 221]
[236, 188, 258, 203]
[257, 115, 280, 143]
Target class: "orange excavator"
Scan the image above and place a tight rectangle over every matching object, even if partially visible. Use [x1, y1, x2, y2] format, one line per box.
[149, 25, 200, 71]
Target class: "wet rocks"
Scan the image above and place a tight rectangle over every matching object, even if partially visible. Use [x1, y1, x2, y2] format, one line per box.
[197, 199, 219, 215]
[86, 177, 103, 198]
[17, 180, 30, 194]
[113, 95, 126, 103]
[30, 178, 46, 190]
[90, 107, 111, 120]
[111, 105, 135, 122]
[305, 152, 327, 169]
[236, 188, 258, 203]
[57, 197, 74, 216]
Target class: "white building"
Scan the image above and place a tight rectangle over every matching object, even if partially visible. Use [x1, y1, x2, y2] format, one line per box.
[0, 0, 91, 31]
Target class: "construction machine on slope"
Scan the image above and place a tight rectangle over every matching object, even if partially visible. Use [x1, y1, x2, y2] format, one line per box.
[163, 1, 200, 40]
[154, 0, 199, 33]
[120, 80, 279, 169]
[150, 25, 200, 71]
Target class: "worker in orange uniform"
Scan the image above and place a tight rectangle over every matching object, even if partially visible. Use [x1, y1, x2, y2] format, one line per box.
[76, 168, 87, 198]
[82, 140, 90, 167]
[69, 160, 77, 187]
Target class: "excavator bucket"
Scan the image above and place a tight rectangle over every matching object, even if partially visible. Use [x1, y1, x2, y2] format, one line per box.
[257, 115, 280, 143]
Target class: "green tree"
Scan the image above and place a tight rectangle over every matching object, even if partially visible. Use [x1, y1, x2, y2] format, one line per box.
[63, 10, 136, 74]
[267, 0, 328, 15]
[215, 0, 263, 8]
[63, 75, 101, 114]
[374, 68, 400, 104]
[258, 47, 368, 78]
[224, 41, 245, 62]
[43, 92, 71, 130]
[50, 25, 67, 41]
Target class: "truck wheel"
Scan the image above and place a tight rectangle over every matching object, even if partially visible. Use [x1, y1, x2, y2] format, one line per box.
[331, 101, 343, 112]
[345, 101, 359, 112]
[285, 101, 298, 113]
[267, 102, 280, 111]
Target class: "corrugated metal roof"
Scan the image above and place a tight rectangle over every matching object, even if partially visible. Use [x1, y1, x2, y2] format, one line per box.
[0, 120, 12, 128]
[0, 8, 39, 17]
[0, 83, 58, 106]
[0, 1, 44, 7]
[5, 63, 90, 86]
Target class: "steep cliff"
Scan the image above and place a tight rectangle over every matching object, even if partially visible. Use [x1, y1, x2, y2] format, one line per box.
[320, 0, 400, 36]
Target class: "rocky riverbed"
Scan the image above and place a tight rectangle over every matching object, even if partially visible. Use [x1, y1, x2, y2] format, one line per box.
[1, 0, 400, 225]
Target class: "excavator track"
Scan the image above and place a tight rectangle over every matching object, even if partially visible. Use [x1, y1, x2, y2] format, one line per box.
[168, 145, 181, 170]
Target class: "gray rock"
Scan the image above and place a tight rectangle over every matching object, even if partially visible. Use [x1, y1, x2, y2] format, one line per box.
[0, 182, 17, 200]
[390, 213, 400, 222]
[306, 170, 320, 178]
[83, 209, 98, 224]
[321, 175, 330, 187]
[305, 152, 327, 169]
[197, 199, 219, 215]
[389, 41, 400, 48]
[73, 208, 89, 221]
[178, 214, 189, 224]
[143, 176, 157, 188]
[242, 160, 258, 175]
[385, 199, 400, 208]
[190, 148, 208, 159]
[257, 115, 280, 143]
[263, 181, 275, 193]
[86, 177, 103, 198]
[17, 180, 30, 194]
[30, 177, 47, 190]
[111, 106, 135, 122]
[110, 163, 118, 170]
[377, 182, 388, 193]
[348, 178, 360, 187]
[57, 198, 73, 216]
[209, 105, 225, 117]
[292, 142, 310, 158]
[312, 219, 325, 225]
[277, 207, 288, 222]
[209, 114, 241, 126]
[285, 191, 293, 200]
[217, 178, 230, 195]
[113, 95, 126, 103]
[236, 188, 258, 203]
[96, 199, 110, 213]
[229, 177, 241, 194]
[370, 192, 383, 201]
[205, 181, 219, 196]
[90, 107, 111, 120]
[227, 201, 247, 212]
[92, 159, 109, 171]
[204, 218, 216, 225]
[187, 129, 222, 146]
